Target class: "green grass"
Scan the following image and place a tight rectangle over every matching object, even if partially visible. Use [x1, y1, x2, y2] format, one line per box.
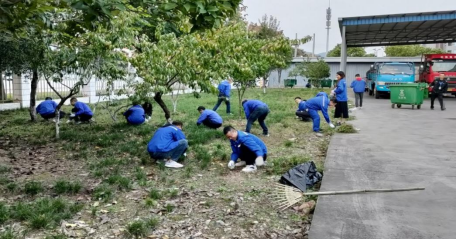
[92, 184, 114, 202]
[336, 123, 357, 133]
[54, 180, 82, 195]
[6, 198, 83, 229]
[24, 181, 44, 196]
[126, 218, 160, 239]
[0, 228, 18, 239]
[0, 88, 343, 238]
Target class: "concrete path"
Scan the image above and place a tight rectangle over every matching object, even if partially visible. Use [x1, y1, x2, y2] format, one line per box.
[309, 94, 456, 239]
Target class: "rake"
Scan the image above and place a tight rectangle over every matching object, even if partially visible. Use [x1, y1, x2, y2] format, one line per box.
[271, 183, 425, 210]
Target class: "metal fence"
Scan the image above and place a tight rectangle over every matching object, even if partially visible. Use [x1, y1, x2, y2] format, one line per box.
[36, 73, 84, 100]
[1, 72, 14, 102]
[95, 79, 134, 96]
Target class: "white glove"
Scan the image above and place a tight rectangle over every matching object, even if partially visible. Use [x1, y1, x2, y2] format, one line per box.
[255, 156, 265, 167]
[70, 114, 75, 117]
[228, 160, 235, 169]
[226, 97, 230, 101]
[329, 123, 335, 128]
[330, 90, 335, 95]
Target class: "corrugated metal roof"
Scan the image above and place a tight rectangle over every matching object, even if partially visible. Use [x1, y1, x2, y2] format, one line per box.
[338, 11, 456, 47]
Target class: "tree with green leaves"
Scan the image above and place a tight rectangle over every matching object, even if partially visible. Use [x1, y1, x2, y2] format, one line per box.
[289, 60, 330, 88]
[327, 44, 367, 57]
[385, 45, 444, 57]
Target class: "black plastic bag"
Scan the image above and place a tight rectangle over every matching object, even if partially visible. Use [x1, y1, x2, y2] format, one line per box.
[279, 161, 322, 192]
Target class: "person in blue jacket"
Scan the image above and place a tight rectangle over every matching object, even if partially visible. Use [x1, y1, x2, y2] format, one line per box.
[36, 97, 66, 121]
[196, 106, 223, 129]
[147, 121, 187, 168]
[69, 97, 93, 123]
[242, 99, 270, 136]
[123, 103, 146, 125]
[294, 97, 311, 121]
[331, 71, 349, 125]
[350, 74, 366, 109]
[224, 126, 267, 173]
[305, 92, 336, 137]
[212, 78, 233, 115]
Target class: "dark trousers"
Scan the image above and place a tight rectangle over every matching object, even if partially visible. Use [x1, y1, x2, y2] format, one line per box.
[246, 106, 269, 135]
[70, 107, 93, 122]
[430, 92, 444, 109]
[149, 139, 188, 161]
[202, 119, 222, 129]
[295, 110, 311, 121]
[213, 96, 231, 113]
[239, 144, 267, 166]
[354, 92, 364, 107]
[41, 111, 66, 120]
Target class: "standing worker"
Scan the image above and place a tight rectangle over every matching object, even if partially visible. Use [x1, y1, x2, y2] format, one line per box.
[196, 106, 223, 129]
[242, 99, 270, 136]
[350, 74, 366, 109]
[213, 78, 233, 115]
[224, 126, 267, 173]
[304, 92, 336, 137]
[430, 73, 448, 111]
[332, 71, 349, 126]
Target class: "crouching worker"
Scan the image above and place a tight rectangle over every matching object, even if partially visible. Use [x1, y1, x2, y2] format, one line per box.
[142, 101, 153, 121]
[147, 121, 188, 168]
[224, 126, 267, 173]
[305, 92, 336, 137]
[294, 97, 311, 122]
[124, 103, 146, 125]
[197, 106, 223, 129]
[69, 97, 93, 124]
[36, 97, 66, 121]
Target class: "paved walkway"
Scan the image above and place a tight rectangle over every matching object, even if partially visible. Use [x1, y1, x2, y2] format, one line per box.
[309, 94, 456, 239]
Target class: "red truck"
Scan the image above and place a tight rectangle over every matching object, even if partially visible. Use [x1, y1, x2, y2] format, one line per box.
[419, 53, 456, 96]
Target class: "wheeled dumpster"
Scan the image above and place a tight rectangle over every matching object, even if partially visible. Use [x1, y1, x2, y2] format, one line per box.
[320, 79, 337, 88]
[389, 83, 425, 110]
[284, 79, 297, 88]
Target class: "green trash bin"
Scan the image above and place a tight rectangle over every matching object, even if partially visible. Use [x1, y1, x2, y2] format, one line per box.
[389, 83, 424, 110]
[320, 79, 337, 88]
[284, 79, 297, 88]
[419, 82, 429, 99]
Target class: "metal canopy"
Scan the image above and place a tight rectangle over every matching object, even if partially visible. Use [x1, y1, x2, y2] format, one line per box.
[338, 11, 456, 47]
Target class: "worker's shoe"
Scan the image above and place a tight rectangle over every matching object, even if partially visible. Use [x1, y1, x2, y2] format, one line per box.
[165, 160, 184, 168]
[441, 108, 446, 111]
[241, 165, 257, 173]
[235, 161, 246, 167]
[430, 106, 434, 110]
[315, 132, 324, 137]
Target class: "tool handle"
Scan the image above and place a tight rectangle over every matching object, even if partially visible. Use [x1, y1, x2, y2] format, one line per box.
[303, 187, 425, 196]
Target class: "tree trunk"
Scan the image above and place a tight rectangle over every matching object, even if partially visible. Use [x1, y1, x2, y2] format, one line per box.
[0, 72, 5, 101]
[29, 69, 38, 121]
[154, 92, 172, 123]
[277, 68, 282, 85]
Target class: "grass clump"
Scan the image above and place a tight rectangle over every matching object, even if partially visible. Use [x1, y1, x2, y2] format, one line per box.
[148, 188, 162, 200]
[0, 202, 9, 224]
[92, 184, 114, 202]
[126, 220, 147, 238]
[0, 165, 11, 174]
[8, 198, 83, 229]
[0, 228, 18, 239]
[24, 181, 44, 196]
[54, 180, 82, 195]
[266, 156, 311, 175]
[105, 174, 131, 190]
[336, 123, 357, 133]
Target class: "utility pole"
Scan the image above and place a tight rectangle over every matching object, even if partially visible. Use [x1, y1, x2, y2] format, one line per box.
[325, 0, 331, 57]
[312, 33, 316, 57]
[294, 33, 298, 57]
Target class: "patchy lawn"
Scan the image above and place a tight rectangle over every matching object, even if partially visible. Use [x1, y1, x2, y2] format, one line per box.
[0, 88, 344, 239]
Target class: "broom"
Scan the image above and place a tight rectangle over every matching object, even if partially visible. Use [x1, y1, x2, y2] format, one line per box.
[272, 183, 425, 210]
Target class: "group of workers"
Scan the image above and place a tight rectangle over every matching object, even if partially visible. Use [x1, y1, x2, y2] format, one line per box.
[147, 72, 353, 171]
[36, 71, 355, 172]
[36, 97, 93, 123]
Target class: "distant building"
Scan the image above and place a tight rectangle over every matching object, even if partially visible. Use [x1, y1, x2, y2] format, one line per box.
[421, 43, 456, 53]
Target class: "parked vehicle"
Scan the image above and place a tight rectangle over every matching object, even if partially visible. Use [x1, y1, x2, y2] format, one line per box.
[368, 62, 416, 99]
[419, 53, 456, 96]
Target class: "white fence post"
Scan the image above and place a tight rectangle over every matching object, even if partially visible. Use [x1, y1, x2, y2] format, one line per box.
[83, 77, 97, 103]
[12, 74, 31, 108]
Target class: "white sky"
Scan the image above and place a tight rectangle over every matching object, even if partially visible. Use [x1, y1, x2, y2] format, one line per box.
[243, 0, 456, 56]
